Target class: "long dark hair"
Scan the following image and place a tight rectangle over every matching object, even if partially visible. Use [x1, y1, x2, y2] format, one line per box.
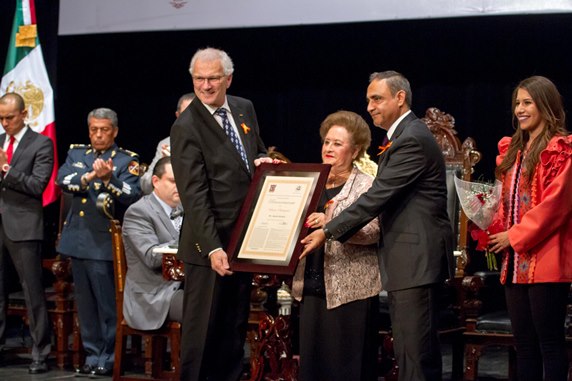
[495, 76, 568, 183]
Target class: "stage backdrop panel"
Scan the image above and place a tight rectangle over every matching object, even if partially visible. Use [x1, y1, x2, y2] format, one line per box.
[58, 0, 572, 35]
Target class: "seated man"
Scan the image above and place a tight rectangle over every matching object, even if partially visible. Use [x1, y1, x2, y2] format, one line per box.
[140, 93, 194, 194]
[122, 156, 183, 329]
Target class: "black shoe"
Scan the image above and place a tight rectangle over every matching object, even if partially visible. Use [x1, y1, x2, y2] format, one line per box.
[75, 364, 96, 377]
[89, 366, 111, 378]
[28, 360, 48, 374]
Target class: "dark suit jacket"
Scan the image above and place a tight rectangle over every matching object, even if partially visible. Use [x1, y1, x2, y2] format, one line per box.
[170, 96, 267, 265]
[0, 128, 53, 241]
[327, 112, 455, 291]
[122, 194, 181, 330]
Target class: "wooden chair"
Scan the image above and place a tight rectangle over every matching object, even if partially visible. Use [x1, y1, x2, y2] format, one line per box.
[447, 270, 572, 381]
[461, 271, 517, 380]
[378, 107, 481, 381]
[426, 107, 484, 379]
[423, 107, 481, 277]
[111, 219, 181, 381]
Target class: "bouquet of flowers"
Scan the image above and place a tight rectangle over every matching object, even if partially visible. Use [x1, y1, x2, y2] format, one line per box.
[454, 177, 503, 270]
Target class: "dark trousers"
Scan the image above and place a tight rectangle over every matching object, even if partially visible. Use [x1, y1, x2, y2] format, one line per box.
[71, 258, 116, 369]
[0, 219, 51, 362]
[388, 284, 442, 381]
[180, 263, 252, 381]
[505, 282, 570, 381]
[167, 288, 184, 323]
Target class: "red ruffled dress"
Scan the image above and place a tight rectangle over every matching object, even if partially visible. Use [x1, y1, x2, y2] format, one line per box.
[495, 135, 572, 284]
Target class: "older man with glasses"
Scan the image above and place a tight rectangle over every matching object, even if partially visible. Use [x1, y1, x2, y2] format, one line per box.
[171, 47, 277, 381]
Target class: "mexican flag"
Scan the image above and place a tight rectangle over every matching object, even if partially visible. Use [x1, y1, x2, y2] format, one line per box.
[1, 0, 59, 206]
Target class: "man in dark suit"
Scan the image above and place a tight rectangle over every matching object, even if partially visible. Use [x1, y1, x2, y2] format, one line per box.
[301, 71, 455, 381]
[0, 92, 53, 374]
[122, 156, 183, 330]
[57, 107, 141, 377]
[171, 47, 275, 381]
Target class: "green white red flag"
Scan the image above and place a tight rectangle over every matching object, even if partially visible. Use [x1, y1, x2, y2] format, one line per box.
[1, 0, 59, 206]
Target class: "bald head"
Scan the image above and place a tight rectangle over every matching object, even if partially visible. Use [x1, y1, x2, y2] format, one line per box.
[0, 93, 26, 112]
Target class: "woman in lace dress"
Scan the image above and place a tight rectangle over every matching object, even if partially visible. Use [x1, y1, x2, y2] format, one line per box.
[292, 110, 381, 381]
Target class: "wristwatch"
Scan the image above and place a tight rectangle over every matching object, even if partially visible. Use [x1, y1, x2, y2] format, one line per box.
[1, 163, 9, 173]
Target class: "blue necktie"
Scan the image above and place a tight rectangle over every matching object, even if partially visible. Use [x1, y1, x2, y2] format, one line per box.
[215, 108, 250, 171]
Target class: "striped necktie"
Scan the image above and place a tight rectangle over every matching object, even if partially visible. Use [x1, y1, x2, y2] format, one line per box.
[215, 108, 250, 171]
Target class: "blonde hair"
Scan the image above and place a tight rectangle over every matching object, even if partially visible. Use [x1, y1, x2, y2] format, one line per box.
[354, 153, 378, 177]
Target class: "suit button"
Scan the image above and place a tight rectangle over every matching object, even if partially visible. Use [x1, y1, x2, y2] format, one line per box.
[79, 211, 85, 217]
[81, 198, 87, 204]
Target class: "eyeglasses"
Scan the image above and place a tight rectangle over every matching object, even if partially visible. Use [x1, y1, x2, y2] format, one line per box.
[192, 75, 225, 85]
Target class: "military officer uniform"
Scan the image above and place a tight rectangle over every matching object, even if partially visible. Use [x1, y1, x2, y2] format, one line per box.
[57, 143, 141, 373]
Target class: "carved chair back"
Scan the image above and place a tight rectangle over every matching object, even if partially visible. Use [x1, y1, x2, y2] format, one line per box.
[422, 107, 481, 277]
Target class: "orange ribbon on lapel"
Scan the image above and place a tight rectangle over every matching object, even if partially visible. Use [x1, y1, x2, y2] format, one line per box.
[377, 141, 392, 156]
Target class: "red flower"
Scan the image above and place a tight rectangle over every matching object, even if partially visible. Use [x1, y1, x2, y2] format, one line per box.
[469, 220, 504, 270]
[470, 226, 489, 251]
[469, 220, 503, 251]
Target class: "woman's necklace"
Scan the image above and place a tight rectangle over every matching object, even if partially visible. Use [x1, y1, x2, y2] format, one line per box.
[327, 168, 351, 188]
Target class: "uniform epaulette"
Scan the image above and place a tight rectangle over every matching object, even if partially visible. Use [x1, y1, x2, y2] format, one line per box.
[117, 147, 139, 157]
[69, 144, 90, 150]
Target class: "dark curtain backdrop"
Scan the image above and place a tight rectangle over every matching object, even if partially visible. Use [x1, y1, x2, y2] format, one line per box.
[2, 2, 572, 236]
[54, 13, 572, 180]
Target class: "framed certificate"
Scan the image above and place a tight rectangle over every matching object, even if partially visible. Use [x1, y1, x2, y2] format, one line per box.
[228, 163, 330, 275]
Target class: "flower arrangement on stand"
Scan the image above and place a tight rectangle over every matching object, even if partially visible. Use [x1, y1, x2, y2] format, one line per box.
[454, 177, 503, 270]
